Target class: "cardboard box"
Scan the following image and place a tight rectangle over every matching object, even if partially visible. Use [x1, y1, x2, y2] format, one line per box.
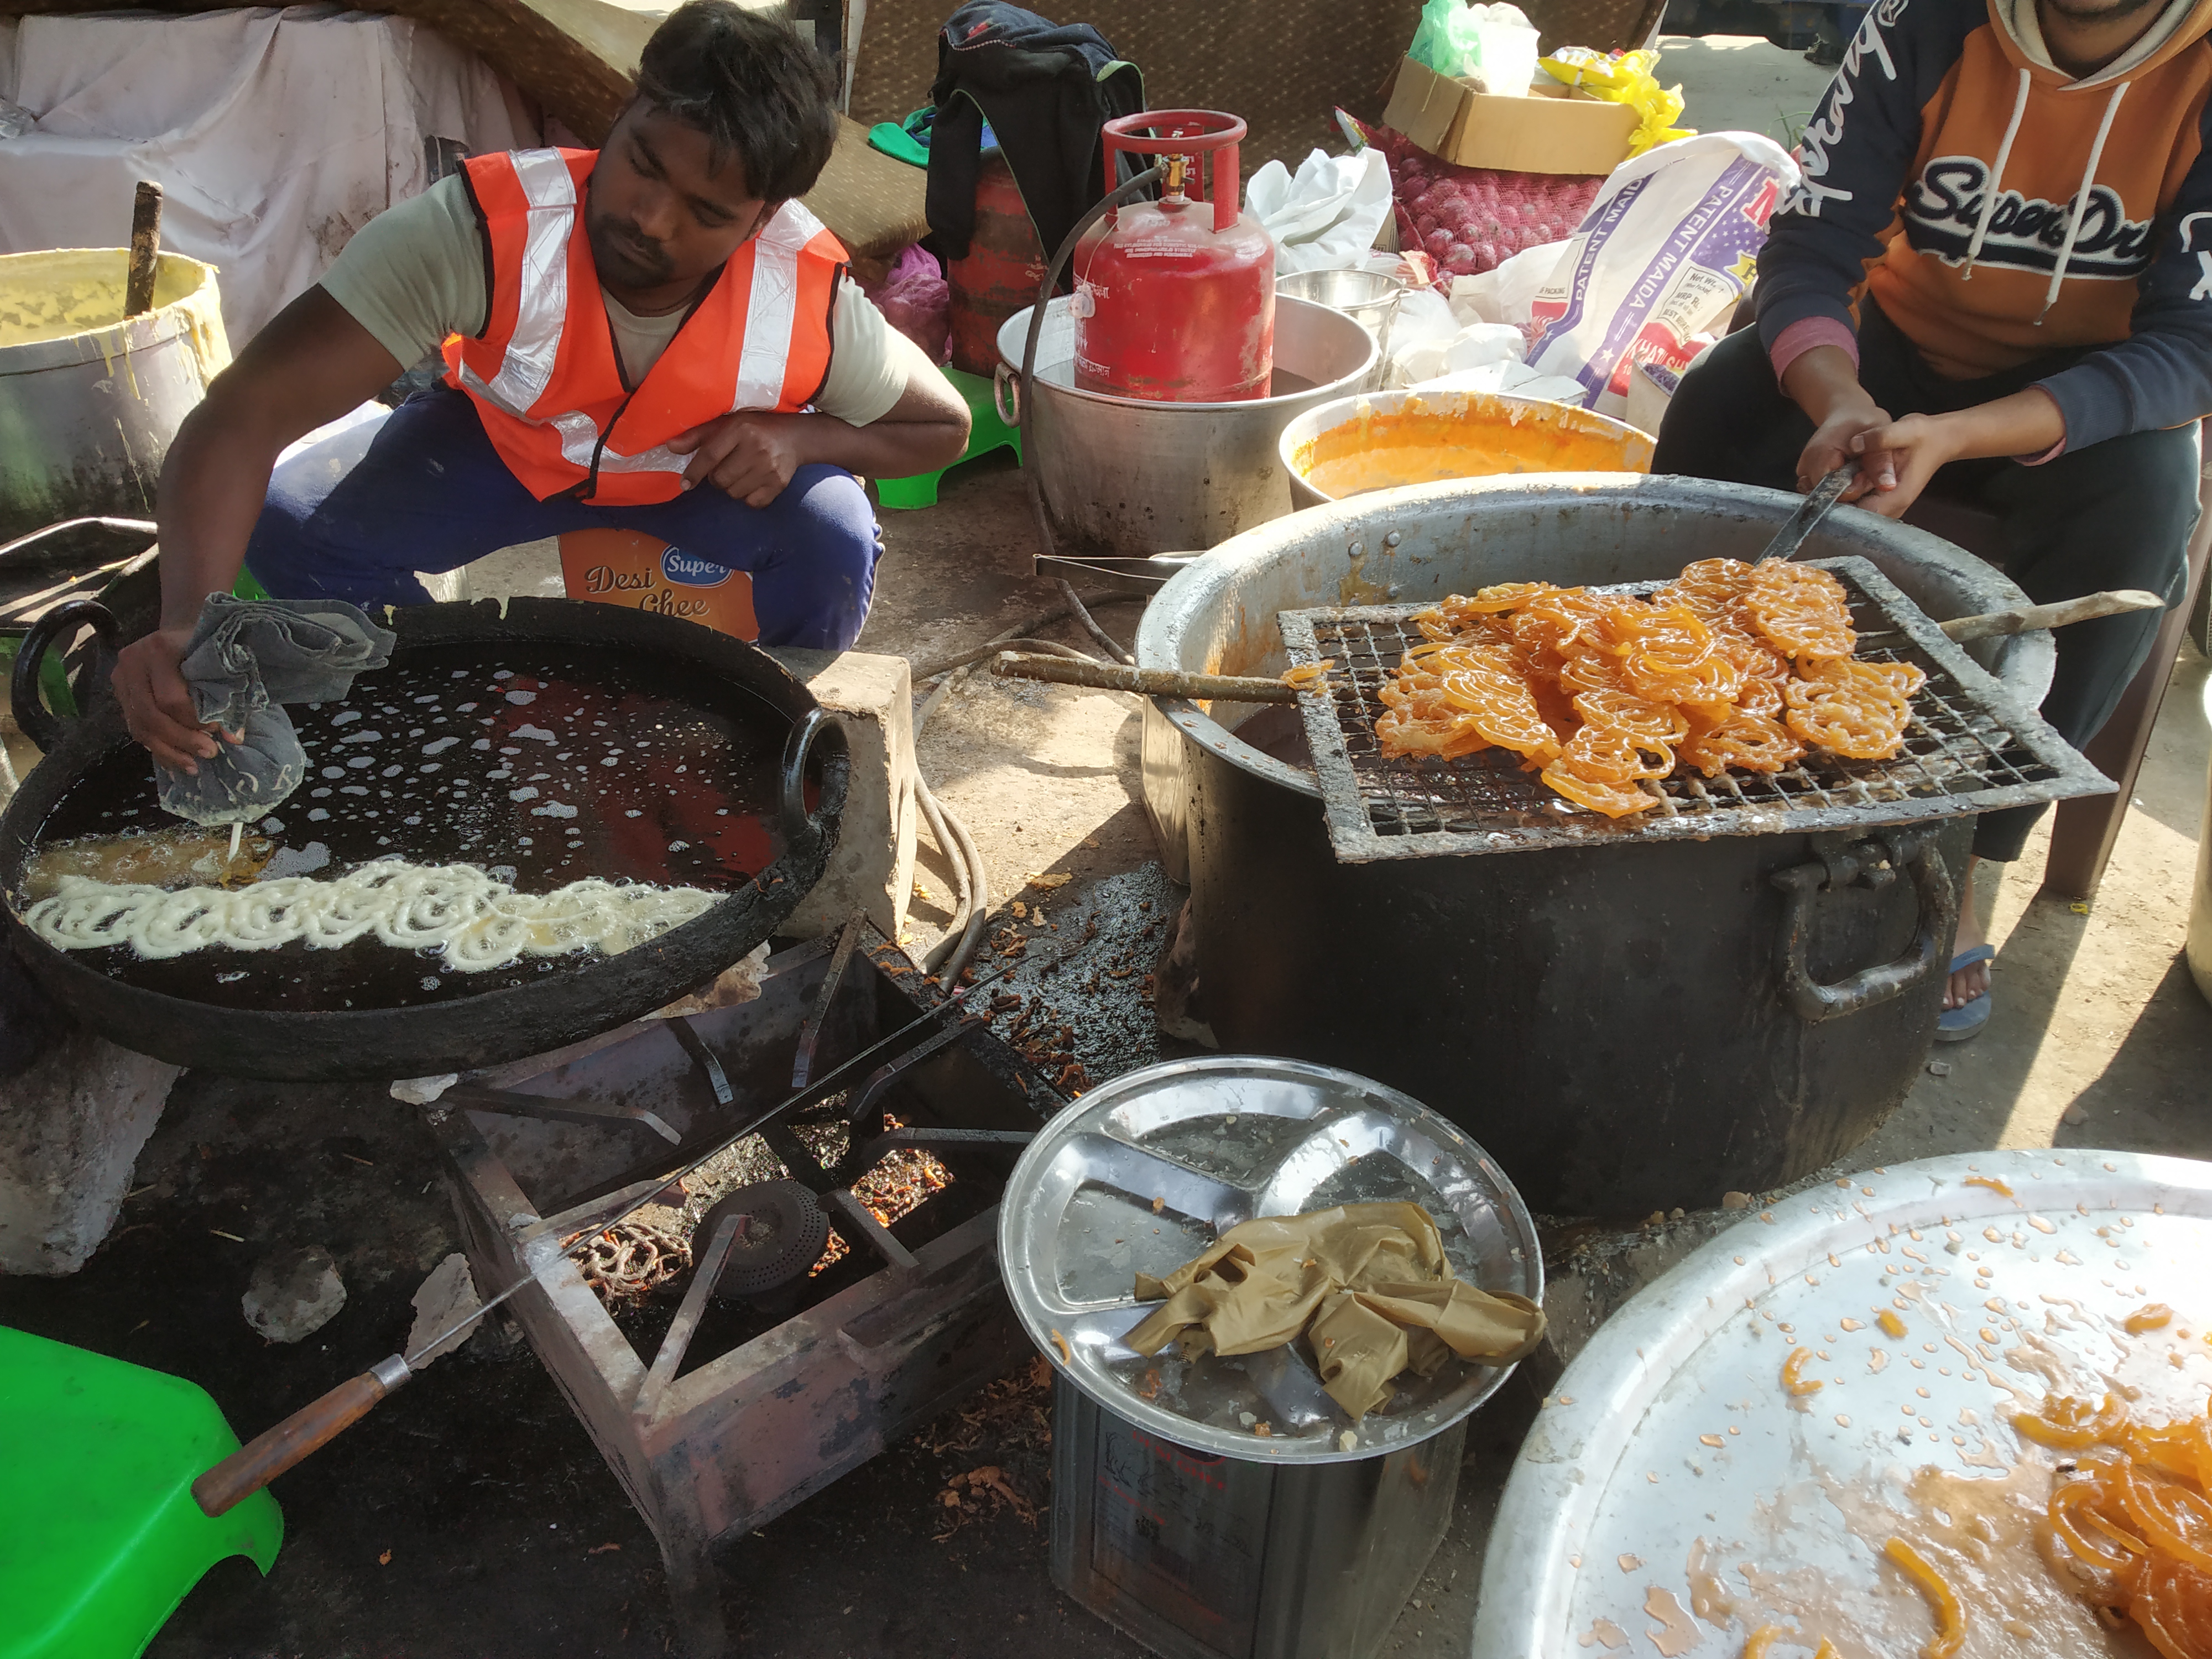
[1381, 56, 1637, 176]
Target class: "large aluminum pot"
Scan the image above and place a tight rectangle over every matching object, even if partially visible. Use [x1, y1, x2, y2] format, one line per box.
[0, 249, 231, 542]
[1134, 475, 2054, 1216]
[995, 294, 1375, 557]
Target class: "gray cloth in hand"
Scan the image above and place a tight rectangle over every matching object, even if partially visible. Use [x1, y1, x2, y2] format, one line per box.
[155, 593, 397, 826]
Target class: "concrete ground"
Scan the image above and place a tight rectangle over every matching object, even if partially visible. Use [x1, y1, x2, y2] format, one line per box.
[5, 38, 2210, 1659]
[1654, 32, 1843, 150]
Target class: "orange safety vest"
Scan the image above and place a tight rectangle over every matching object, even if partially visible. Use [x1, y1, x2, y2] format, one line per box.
[443, 147, 847, 505]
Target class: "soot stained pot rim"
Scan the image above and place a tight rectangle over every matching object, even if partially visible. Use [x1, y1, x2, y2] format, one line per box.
[0, 597, 849, 1081]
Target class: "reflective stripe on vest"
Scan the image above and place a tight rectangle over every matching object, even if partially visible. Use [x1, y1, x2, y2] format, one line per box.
[443, 147, 846, 505]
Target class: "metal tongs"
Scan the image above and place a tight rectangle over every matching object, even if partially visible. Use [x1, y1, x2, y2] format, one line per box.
[1768, 465, 2167, 641]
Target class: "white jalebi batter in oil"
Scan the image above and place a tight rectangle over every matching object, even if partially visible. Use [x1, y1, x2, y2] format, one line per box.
[23, 861, 721, 973]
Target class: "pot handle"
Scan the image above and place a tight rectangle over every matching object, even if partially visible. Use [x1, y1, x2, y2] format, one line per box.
[778, 707, 849, 843]
[1772, 827, 1957, 1024]
[10, 597, 121, 754]
[993, 361, 1022, 429]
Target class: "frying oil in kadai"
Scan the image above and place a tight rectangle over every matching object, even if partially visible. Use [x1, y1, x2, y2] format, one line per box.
[25, 643, 787, 1012]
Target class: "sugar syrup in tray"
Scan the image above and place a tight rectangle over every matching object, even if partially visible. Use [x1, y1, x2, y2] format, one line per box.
[24, 642, 790, 1013]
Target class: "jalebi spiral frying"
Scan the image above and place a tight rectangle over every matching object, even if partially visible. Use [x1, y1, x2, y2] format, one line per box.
[24, 862, 722, 973]
[1369, 556, 1922, 816]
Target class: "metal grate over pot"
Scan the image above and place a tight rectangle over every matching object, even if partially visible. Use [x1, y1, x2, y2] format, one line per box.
[1279, 556, 2114, 863]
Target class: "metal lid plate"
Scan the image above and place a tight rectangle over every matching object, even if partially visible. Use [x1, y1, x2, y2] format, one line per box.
[997, 1055, 1542, 1462]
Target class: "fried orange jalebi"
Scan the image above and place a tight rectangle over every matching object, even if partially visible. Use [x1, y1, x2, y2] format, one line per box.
[1746, 560, 1858, 660]
[1572, 688, 1690, 745]
[1783, 659, 1916, 760]
[1379, 641, 1561, 764]
[1885, 1537, 1967, 1658]
[1369, 557, 1923, 817]
[1679, 708, 1804, 778]
[1539, 758, 1660, 818]
[2033, 1394, 2212, 1657]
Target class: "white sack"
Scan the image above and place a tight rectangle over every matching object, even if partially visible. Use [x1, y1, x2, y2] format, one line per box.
[1522, 132, 1799, 416]
[1246, 147, 1394, 276]
[1449, 239, 1569, 330]
[0, 6, 535, 346]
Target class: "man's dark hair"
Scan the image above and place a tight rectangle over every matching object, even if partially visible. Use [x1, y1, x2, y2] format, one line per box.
[635, 1, 839, 202]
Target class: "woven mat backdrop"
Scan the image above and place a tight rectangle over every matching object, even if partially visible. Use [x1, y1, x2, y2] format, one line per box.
[849, 0, 1667, 179]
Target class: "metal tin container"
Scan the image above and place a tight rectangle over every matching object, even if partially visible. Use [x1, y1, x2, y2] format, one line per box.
[994, 295, 1376, 558]
[0, 249, 230, 542]
[1473, 1147, 2212, 1659]
[1000, 1056, 1541, 1659]
[1131, 477, 2059, 1216]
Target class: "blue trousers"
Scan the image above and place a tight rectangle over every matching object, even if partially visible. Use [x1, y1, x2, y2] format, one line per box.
[245, 385, 885, 651]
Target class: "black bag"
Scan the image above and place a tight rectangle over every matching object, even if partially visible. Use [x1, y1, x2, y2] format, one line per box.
[925, 2, 1145, 275]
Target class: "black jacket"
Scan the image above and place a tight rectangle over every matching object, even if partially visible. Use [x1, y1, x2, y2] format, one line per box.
[925, 2, 1145, 272]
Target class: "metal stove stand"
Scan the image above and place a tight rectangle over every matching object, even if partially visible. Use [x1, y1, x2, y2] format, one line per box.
[1279, 555, 2114, 862]
[420, 920, 1061, 1657]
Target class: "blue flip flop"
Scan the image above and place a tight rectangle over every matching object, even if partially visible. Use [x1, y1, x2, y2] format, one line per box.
[1935, 943, 1995, 1042]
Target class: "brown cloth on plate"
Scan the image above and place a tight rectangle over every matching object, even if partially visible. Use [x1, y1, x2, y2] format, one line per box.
[1124, 1201, 1545, 1420]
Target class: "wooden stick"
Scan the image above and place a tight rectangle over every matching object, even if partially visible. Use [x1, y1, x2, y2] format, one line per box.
[124, 181, 164, 318]
[1935, 589, 2165, 643]
[988, 650, 1304, 703]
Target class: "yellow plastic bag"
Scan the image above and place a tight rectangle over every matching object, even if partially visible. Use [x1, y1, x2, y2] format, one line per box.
[1538, 47, 1694, 157]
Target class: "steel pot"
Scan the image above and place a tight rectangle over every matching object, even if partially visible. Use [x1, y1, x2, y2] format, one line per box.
[2, 596, 848, 1081]
[0, 250, 229, 543]
[994, 294, 1376, 558]
[1134, 475, 2052, 1216]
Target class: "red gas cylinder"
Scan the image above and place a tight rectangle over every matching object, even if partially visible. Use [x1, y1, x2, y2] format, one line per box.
[1072, 111, 1275, 403]
[947, 149, 1047, 377]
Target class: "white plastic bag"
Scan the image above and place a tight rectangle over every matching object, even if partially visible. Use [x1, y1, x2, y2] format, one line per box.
[1408, 0, 1540, 96]
[1394, 320, 1525, 386]
[1522, 132, 1799, 416]
[1412, 358, 1589, 406]
[1246, 148, 1394, 276]
[1448, 239, 1568, 331]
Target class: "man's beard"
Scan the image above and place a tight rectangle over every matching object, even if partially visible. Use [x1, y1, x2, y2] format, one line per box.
[584, 186, 674, 288]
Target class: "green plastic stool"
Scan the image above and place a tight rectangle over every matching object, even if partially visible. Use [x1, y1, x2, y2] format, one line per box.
[877, 366, 1022, 510]
[0, 1326, 283, 1659]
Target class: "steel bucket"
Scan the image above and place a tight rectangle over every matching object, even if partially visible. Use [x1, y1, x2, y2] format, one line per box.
[1274, 268, 1406, 390]
[1131, 476, 2058, 1214]
[994, 294, 1376, 558]
[0, 249, 231, 542]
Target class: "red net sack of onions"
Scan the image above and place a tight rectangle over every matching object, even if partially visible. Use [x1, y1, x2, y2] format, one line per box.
[1342, 114, 1605, 285]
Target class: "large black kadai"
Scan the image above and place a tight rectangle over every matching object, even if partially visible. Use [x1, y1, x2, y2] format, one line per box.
[2, 597, 848, 1079]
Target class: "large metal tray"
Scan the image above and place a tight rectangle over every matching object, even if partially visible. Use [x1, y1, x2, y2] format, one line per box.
[1279, 556, 2114, 863]
[1474, 1148, 2212, 1659]
[998, 1056, 1542, 1463]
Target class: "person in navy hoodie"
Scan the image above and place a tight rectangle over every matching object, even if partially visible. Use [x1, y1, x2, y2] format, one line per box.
[1657, 0, 2212, 1040]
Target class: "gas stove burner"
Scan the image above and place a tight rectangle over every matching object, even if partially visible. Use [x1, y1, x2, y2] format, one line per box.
[698, 1181, 830, 1300]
